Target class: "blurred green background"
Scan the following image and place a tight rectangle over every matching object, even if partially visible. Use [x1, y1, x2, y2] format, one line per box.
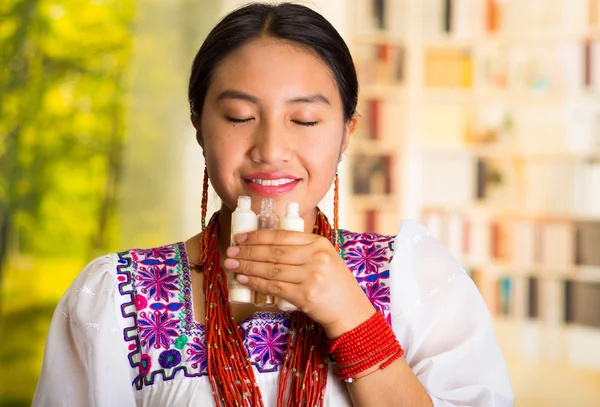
[0, 1, 220, 404]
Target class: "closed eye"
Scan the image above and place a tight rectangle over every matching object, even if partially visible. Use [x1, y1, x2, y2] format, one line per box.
[292, 120, 318, 127]
[226, 117, 254, 123]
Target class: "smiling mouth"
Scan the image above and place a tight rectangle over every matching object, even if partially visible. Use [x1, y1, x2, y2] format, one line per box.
[246, 178, 298, 186]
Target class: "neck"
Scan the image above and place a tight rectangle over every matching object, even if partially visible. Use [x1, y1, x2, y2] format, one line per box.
[217, 203, 320, 251]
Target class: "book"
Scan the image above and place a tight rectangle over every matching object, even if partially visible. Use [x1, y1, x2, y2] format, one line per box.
[565, 280, 600, 328]
[498, 276, 513, 317]
[585, 39, 592, 88]
[368, 99, 381, 139]
[485, 0, 501, 33]
[539, 221, 575, 270]
[541, 278, 566, 360]
[475, 158, 487, 200]
[443, 0, 452, 34]
[372, 0, 386, 30]
[425, 48, 473, 88]
[510, 220, 537, 268]
[528, 277, 540, 319]
[490, 220, 510, 261]
[574, 222, 600, 266]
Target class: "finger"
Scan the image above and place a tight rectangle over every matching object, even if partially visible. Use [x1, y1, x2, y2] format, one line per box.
[223, 258, 305, 283]
[226, 242, 310, 265]
[237, 274, 303, 305]
[234, 228, 317, 246]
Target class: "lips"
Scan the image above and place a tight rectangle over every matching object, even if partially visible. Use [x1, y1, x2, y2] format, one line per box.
[247, 178, 296, 187]
[243, 172, 301, 196]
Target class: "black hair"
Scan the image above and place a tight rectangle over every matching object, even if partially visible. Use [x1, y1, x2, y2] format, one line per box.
[188, 2, 358, 123]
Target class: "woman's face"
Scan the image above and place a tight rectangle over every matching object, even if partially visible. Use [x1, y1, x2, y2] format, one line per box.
[197, 37, 352, 219]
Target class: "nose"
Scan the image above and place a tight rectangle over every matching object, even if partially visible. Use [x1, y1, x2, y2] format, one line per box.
[249, 117, 292, 164]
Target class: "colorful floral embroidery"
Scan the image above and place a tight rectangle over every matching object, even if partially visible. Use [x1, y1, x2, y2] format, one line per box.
[116, 231, 395, 391]
[345, 244, 389, 281]
[137, 310, 179, 349]
[248, 324, 288, 366]
[175, 334, 188, 350]
[186, 336, 208, 371]
[158, 349, 182, 369]
[362, 281, 392, 325]
[139, 354, 152, 375]
[136, 265, 179, 302]
[136, 246, 176, 260]
[135, 294, 147, 311]
[341, 231, 394, 249]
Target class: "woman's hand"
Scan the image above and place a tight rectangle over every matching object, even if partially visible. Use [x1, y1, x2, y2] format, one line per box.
[223, 229, 375, 339]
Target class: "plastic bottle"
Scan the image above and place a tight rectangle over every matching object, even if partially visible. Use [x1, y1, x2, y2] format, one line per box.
[228, 196, 257, 304]
[276, 202, 304, 311]
[253, 198, 279, 306]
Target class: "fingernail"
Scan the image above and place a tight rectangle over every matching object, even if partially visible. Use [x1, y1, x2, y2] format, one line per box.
[226, 246, 240, 257]
[235, 233, 247, 243]
[224, 258, 239, 270]
[237, 274, 249, 284]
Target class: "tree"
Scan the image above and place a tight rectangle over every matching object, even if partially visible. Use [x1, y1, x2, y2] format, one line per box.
[0, 0, 134, 284]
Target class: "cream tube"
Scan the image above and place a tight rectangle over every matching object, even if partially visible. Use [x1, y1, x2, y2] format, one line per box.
[276, 202, 303, 311]
[228, 196, 257, 304]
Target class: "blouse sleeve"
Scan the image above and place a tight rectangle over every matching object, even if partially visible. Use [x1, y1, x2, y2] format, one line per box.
[32, 254, 136, 407]
[389, 220, 514, 407]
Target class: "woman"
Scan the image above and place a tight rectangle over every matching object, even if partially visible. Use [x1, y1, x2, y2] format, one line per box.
[33, 3, 513, 406]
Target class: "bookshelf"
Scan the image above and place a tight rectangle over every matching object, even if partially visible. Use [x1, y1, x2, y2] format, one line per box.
[348, 0, 600, 374]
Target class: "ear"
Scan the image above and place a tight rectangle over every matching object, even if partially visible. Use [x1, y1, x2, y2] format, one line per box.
[191, 113, 204, 149]
[340, 114, 358, 156]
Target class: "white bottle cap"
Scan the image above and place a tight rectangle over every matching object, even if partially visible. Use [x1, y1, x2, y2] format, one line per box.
[286, 202, 299, 217]
[238, 196, 252, 210]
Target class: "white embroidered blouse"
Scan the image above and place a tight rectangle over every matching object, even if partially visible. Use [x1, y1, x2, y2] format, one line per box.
[33, 220, 514, 406]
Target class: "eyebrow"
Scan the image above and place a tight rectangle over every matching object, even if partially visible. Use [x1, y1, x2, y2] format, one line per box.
[287, 94, 330, 105]
[217, 90, 259, 104]
[217, 90, 330, 105]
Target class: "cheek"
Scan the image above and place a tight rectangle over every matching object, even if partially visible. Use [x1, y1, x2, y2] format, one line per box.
[201, 131, 246, 205]
[299, 130, 343, 187]
[202, 120, 249, 167]
[303, 126, 344, 167]
[203, 140, 244, 186]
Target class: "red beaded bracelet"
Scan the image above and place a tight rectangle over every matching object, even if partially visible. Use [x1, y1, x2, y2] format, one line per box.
[328, 311, 388, 355]
[342, 347, 405, 383]
[331, 329, 397, 365]
[338, 343, 403, 381]
[327, 311, 404, 382]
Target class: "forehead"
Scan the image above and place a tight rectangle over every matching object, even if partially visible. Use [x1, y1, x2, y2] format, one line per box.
[208, 37, 341, 103]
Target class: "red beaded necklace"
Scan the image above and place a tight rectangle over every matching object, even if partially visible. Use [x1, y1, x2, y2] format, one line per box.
[198, 209, 334, 406]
